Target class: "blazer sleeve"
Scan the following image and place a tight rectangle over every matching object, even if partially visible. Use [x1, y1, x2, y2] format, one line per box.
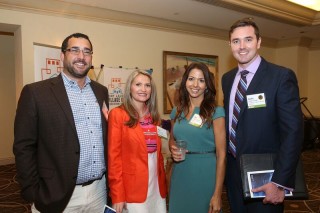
[108, 108, 126, 203]
[13, 85, 39, 202]
[271, 69, 303, 187]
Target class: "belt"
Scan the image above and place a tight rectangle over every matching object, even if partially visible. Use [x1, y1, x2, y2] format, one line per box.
[187, 150, 215, 154]
[77, 175, 104, 187]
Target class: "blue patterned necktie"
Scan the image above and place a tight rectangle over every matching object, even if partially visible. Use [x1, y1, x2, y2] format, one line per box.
[229, 70, 249, 157]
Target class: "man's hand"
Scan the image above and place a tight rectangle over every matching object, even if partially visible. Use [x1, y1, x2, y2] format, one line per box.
[251, 182, 285, 205]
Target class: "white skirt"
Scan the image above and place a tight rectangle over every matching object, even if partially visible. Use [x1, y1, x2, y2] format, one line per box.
[125, 151, 166, 213]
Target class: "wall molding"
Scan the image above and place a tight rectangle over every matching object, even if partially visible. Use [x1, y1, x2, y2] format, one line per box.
[0, 0, 319, 49]
[199, 0, 320, 26]
[0, 0, 277, 45]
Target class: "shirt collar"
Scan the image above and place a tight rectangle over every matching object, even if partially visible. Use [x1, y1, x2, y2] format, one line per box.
[61, 71, 91, 88]
[237, 55, 261, 75]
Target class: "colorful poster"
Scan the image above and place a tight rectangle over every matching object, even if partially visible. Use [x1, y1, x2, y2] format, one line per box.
[34, 43, 63, 82]
[104, 67, 135, 110]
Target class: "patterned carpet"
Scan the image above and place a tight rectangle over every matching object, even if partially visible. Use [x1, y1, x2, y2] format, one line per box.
[0, 164, 31, 213]
[0, 148, 319, 213]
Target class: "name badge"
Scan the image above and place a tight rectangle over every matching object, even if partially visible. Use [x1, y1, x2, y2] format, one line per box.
[189, 114, 203, 127]
[246, 93, 266, 109]
[157, 126, 168, 139]
[102, 101, 109, 120]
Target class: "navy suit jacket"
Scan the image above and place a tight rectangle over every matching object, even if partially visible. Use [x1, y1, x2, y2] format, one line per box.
[222, 57, 303, 188]
[13, 74, 109, 213]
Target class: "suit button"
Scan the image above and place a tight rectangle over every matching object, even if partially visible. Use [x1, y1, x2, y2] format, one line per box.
[73, 176, 77, 180]
[75, 151, 80, 154]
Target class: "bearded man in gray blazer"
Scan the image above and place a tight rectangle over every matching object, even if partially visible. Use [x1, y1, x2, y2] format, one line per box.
[14, 33, 109, 213]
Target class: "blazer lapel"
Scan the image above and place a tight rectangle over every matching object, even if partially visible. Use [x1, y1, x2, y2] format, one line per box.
[246, 58, 268, 95]
[90, 82, 104, 109]
[224, 69, 237, 116]
[226, 72, 237, 103]
[50, 75, 78, 135]
[239, 58, 268, 117]
[90, 81, 108, 143]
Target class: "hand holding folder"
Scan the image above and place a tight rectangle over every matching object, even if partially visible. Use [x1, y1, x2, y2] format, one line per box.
[240, 153, 308, 200]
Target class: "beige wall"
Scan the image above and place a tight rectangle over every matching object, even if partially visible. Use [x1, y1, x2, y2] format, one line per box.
[0, 34, 15, 164]
[0, 7, 318, 163]
[0, 9, 237, 111]
[308, 50, 320, 118]
[275, 46, 320, 117]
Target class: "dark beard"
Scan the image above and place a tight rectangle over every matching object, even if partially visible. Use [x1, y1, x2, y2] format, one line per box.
[67, 67, 90, 78]
[64, 60, 91, 78]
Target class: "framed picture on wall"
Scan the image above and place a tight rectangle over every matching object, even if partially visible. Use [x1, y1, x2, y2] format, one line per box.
[163, 51, 218, 114]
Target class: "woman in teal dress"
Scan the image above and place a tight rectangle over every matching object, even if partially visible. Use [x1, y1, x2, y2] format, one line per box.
[168, 62, 226, 213]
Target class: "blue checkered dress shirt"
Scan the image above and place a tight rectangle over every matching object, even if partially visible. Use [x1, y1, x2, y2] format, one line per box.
[61, 72, 105, 184]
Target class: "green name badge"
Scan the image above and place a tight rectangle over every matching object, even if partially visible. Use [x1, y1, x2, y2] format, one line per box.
[246, 93, 266, 109]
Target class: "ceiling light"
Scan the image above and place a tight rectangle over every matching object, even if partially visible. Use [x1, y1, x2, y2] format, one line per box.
[287, 0, 320, 11]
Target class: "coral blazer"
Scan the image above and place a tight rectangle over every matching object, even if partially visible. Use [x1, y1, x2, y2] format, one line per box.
[108, 107, 167, 203]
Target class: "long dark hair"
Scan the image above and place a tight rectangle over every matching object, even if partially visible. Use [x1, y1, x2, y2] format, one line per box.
[174, 62, 216, 128]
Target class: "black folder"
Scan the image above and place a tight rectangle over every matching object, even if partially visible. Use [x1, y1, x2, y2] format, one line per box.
[240, 153, 308, 200]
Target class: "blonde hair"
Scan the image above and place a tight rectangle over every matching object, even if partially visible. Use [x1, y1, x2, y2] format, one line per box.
[122, 69, 160, 127]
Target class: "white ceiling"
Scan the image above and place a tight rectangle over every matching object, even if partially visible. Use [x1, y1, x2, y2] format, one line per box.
[55, 0, 320, 41]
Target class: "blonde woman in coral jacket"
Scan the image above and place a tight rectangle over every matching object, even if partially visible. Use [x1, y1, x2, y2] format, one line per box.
[108, 70, 167, 213]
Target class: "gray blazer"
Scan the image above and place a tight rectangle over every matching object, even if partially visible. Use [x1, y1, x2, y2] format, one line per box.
[13, 74, 109, 213]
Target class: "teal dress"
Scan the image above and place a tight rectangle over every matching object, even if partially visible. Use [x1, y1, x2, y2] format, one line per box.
[169, 106, 225, 213]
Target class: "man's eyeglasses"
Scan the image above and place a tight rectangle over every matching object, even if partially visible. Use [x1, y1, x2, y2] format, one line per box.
[64, 47, 93, 56]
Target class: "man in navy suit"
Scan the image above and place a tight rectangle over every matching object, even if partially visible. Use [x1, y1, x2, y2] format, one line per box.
[222, 18, 303, 212]
[13, 33, 109, 213]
